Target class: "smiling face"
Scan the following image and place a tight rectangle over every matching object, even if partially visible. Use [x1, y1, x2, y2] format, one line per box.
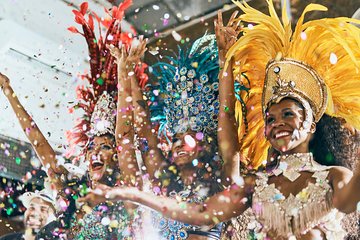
[171, 131, 207, 168]
[86, 135, 117, 183]
[24, 197, 54, 232]
[264, 98, 313, 154]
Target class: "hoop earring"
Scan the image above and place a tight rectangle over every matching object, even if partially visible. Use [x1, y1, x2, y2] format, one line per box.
[112, 153, 118, 161]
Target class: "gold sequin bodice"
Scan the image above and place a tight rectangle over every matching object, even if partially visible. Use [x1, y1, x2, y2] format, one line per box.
[252, 154, 346, 239]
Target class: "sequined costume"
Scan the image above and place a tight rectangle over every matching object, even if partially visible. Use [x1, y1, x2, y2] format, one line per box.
[223, 0, 360, 239]
[252, 153, 345, 239]
[148, 35, 225, 239]
[65, 1, 147, 239]
[74, 201, 139, 240]
[151, 188, 223, 240]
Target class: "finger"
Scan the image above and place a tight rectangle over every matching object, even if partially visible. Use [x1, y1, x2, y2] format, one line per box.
[141, 47, 147, 56]
[96, 184, 107, 191]
[224, 28, 237, 36]
[214, 20, 220, 40]
[122, 45, 127, 58]
[217, 10, 223, 27]
[228, 11, 239, 26]
[129, 47, 137, 59]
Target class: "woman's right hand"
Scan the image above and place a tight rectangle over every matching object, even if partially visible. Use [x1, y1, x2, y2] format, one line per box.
[0, 72, 10, 89]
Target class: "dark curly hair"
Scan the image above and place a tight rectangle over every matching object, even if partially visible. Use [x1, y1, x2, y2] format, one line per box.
[310, 114, 360, 169]
[264, 97, 359, 169]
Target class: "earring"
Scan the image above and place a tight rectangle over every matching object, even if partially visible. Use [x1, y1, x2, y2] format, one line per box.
[112, 153, 118, 161]
[310, 122, 316, 133]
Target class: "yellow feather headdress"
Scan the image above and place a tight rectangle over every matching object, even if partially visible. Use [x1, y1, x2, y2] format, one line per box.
[227, 0, 360, 168]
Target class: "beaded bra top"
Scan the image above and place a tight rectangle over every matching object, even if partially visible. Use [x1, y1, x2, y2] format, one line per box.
[73, 201, 140, 240]
[152, 188, 222, 240]
[252, 153, 345, 239]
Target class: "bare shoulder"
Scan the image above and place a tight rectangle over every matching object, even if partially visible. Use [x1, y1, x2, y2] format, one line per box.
[328, 165, 353, 183]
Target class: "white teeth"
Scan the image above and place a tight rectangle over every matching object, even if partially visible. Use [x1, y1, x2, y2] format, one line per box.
[177, 151, 187, 156]
[275, 132, 290, 139]
[92, 159, 103, 164]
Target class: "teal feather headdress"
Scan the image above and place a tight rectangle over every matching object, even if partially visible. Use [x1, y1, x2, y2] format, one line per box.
[151, 35, 220, 137]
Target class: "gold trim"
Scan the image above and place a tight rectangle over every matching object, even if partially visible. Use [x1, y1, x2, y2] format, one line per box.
[262, 58, 328, 122]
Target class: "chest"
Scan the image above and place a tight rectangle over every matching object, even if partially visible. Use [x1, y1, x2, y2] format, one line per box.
[252, 170, 334, 237]
[266, 172, 319, 198]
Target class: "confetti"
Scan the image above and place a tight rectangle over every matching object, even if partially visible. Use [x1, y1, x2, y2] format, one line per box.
[192, 159, 199, 166]
[330, 52, 338, 64]
[172, 31, 182, 42]
[184, 135, 196, 148]
[300, 31, 307, 40]
[96, 78, 104, 85]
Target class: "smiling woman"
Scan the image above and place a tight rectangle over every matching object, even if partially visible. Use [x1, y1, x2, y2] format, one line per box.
[264, 98, 315, 154]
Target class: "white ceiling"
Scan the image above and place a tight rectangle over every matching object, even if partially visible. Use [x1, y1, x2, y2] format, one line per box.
[0, 0, 132, 151]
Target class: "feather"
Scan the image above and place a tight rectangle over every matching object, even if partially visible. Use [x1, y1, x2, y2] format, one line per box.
[66, 1, 148, 158]
[228, 0, 360, 168]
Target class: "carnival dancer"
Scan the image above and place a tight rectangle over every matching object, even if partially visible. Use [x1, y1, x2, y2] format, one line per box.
[0, 0, 147, 239]
[79, 1, 360, 239]
[113, 34, 224, 240]
[82, 10, 242, 238]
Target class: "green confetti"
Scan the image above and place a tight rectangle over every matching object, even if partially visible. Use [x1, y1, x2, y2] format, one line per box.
[96, 78, 104, 85]
[15, 157, 21, 165]
[224, 106, 229, 112]
[179, 202, 187, 209]
[6, 208, 13, 215]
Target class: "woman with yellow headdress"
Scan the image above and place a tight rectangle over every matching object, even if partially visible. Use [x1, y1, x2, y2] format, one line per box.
[74, 1, 360, 239]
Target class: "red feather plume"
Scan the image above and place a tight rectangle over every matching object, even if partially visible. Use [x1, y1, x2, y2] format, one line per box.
[66, 0, 148, 158]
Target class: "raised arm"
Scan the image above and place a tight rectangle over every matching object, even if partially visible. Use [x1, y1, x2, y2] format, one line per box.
[109, 43, 141, 187]
[129, 38, 167, 182]
[214, 11, 242, 183]
[80, 175, 255, 226]
[0, 73, 64, 186]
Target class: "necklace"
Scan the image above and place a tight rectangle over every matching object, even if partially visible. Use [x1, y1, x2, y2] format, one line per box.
[271, 152, 316, 181]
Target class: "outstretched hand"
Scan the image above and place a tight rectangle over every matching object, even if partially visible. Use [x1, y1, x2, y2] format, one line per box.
[78, 184, 137, 207]
[0, 72, 10, 89]
[78, 184, 112, 207]
[214, 10, 241, 63]
[108, 36, 147, 73]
